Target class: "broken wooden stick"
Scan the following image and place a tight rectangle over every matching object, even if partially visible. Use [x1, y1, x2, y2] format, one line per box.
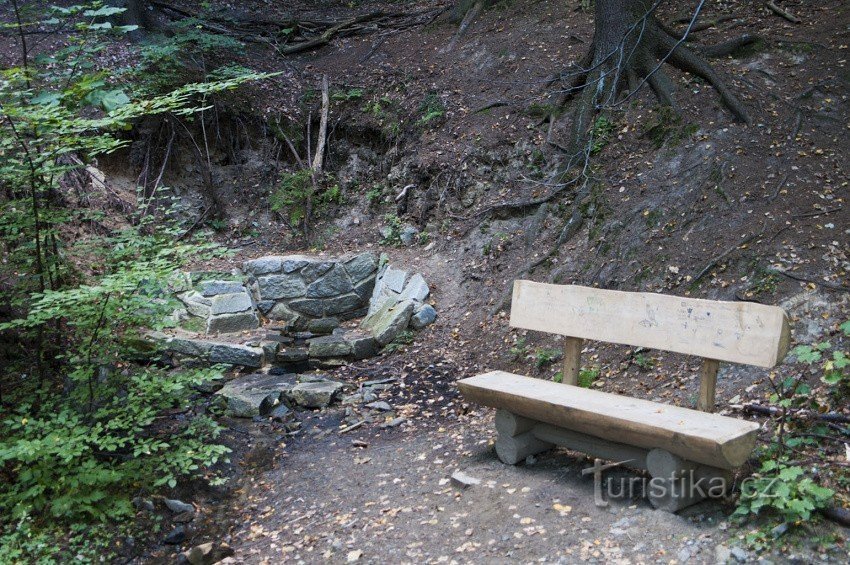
[766, 1, 801, 24]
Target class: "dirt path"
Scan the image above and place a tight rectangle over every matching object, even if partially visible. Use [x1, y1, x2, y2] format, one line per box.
[227, 410, 746, 564]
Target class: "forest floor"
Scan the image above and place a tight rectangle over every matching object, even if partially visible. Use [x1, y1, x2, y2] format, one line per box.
[3, 0, 848, 562]
[136, 0, 850, 563]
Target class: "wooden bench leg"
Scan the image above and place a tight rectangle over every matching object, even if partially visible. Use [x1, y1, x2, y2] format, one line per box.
[646, 449, 731, 512]
[493, 410, 552, 465]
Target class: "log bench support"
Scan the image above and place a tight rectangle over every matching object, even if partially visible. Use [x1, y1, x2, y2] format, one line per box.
[495, 410, 732, 512]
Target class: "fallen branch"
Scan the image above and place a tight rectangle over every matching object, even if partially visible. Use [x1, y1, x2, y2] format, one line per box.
[766, 1, 801, 24]
[766, 268, 850, 292]
[691, 232, 758, 284]
[740, 403, 850, 425]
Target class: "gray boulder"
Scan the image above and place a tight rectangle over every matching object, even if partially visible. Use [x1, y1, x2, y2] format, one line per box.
[216, 373, 297, 417]
[287, 380, 345, 408]
[164, 336, 214, 357]
[209, 343, 263, 367]
[281, 255, 312, 273]
[344, 252, 378, 282]
[361, 299, 414, 345]
[302, 261, 333, 282]
[399, 273, 430, 302]
[180, 291, 212, 318]
[410, 303, 437, 329]
[277, 347, 309, 364]
[307, 317, 339, 334]
[288, 298, 326, 317]
[341, 331, 379, 359]
[323, 293, 364, 317]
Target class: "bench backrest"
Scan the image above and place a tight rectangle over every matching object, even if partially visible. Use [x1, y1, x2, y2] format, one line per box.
[510, 281, 790, 368]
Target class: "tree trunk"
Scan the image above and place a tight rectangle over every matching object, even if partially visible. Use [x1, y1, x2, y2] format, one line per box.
[561, 0, 751, 161]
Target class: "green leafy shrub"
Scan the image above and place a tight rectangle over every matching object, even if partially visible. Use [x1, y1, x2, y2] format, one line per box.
[418, 92, 446, 125]
[0, 2, 266, 556]
[534, 347, 562, 369]
[380, 213, 404, 245]
[578, 366, 600, 388]
[733, 460, 834, 524]
[269, 169, 342, 229]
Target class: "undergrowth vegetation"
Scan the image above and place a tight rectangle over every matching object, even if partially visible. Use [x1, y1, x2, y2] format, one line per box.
[0, 2, 267, 559]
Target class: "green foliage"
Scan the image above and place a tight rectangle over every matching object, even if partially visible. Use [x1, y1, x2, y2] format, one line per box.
[534, 347, 562, 369]
[269, 169, 342, 229]
[792, 332, 849, 387]
[135, 17, 246, 93]
[0, 2, 266, 555]
[633, 352, 655, 371]
[384, 330, 415, 354]
[509, 337, 528, 361]
[418, 92, 446, 125]
[734, 459, 834, 524]
[578, 366, 600, 388]
[366, 184, 384, 207]
[332, 87, 364, 101]
[380, 213, 404, 246]
[589, 116, 615, 154]
[731, 320, 848, 536]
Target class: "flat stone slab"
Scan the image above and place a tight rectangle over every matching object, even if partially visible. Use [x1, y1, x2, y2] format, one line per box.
[206, 312, 260, 334]
[210, 292, 253, 315]
[308, 335, 352, 358]
[209, 343, 264, 367]
[200, 280, 245, 297]
[361, 298, 414, 345]
[287, 380, 346, 408]
[216, 373, 297, 417]
[258, 274, 307, 300]
[399, 273, 430, 302]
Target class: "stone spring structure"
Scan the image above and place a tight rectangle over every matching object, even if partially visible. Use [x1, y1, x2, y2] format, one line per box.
[157, 252, 437, 372]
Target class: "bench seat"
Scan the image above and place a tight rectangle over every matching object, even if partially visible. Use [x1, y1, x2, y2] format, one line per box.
[458, 371, 760, 470]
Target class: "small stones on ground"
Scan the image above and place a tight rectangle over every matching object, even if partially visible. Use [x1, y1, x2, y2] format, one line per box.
[181, 542, 235, 565]
[450, 470, 481, 489]
[164, 498, 194, 514]
[366, 401, 392, 411]
[132, 497, 154, 512]
[173, 511, 194, 523]
[287, 380, 345, 408]
[346, 549, 363, 562]
[730, 547, 748, 562]
[380, 416, 406, 428]
[163, 525, 186, 545]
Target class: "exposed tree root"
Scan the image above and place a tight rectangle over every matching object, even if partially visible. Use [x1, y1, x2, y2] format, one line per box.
[551, 0, 752, 159]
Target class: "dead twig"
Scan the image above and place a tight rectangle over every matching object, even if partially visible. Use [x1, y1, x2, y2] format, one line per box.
[691, 232, 758, 284]
[766, 1, 801, 24]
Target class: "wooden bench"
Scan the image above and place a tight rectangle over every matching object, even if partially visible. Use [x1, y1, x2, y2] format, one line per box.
[458, 281, 790, 511]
